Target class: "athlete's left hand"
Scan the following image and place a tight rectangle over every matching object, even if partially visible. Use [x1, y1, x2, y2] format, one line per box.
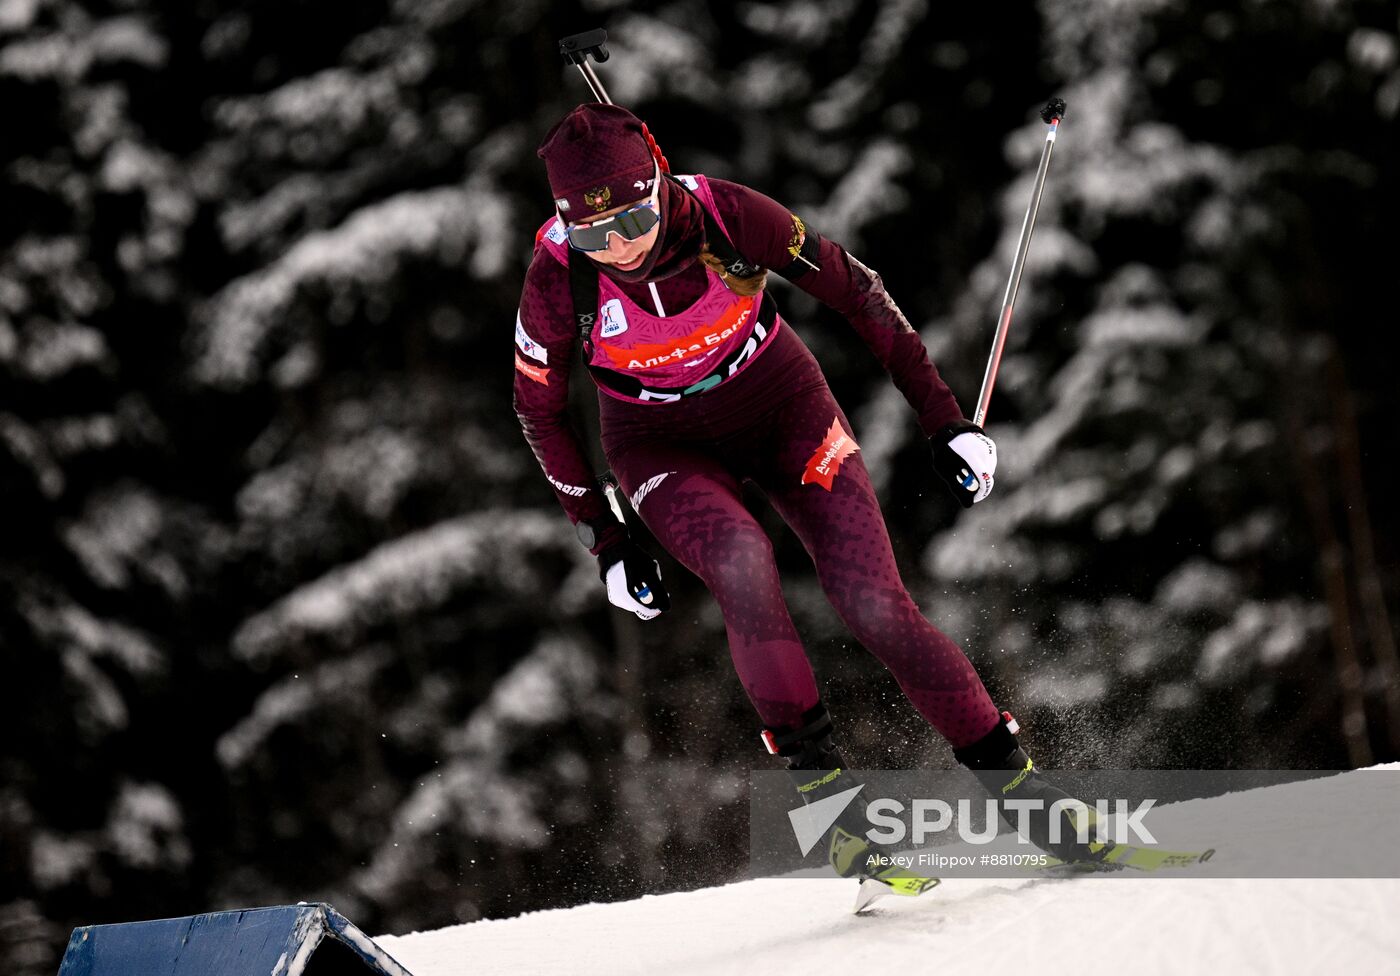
[930, 420, 997, 508]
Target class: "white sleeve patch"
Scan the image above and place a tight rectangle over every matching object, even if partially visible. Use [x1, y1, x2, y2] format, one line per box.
[515, 311, 548, 364]
[675, 175, 699, 190]
[544, 218, 567, 244]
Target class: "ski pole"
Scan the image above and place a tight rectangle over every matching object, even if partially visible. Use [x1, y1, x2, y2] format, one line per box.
[972, 97, 1066, 429]
[559, 29, 614, 105]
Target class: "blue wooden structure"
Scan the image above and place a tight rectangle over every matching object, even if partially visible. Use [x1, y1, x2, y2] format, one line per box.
[57, 903, 416, 976]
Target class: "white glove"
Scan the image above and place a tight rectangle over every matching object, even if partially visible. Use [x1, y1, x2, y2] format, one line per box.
[605, 561, 663, 620]
[598, 540, 670, 621]
[931, 421, 997, 507]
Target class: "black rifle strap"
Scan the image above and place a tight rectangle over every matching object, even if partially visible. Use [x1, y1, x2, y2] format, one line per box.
[567, 244, 601, 351]
[668, 175, 765, 282]
[677, 175, 823, 283]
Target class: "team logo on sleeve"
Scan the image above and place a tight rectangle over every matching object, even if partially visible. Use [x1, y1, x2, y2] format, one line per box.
[801, 418, 859, 491]
[787, 214, 807, 259]
[515, 313, 548, 364]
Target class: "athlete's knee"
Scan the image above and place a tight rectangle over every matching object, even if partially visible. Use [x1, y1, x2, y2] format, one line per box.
[834, 585, 922, 647]
[699, 522, 781, 603]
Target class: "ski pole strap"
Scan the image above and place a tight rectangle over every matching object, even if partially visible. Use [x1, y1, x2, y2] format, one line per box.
[761, 702, 834, 757]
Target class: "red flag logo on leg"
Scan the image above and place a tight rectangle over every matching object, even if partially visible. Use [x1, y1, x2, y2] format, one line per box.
[801, 418, 859, 491]
[514, 353, 550, 385]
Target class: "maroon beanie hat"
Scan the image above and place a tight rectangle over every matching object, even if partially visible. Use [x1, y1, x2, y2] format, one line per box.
[537, 103, 658, 218]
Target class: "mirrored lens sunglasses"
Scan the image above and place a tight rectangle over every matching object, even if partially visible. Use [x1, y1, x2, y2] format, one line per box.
[565, 202, 660, 252]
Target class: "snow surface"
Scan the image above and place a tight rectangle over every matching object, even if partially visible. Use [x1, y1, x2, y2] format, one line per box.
[377, 876, 1400, 976]
[374, 767, 1400, 976]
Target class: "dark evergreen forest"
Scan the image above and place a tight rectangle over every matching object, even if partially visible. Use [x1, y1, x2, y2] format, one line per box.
[3, 0, 1397, 970]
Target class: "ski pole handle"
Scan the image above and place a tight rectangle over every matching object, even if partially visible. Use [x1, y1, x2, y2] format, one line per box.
[972, 98, 1066, 429]
[599, 471, 627, 523]
[559, 29, 614, 105]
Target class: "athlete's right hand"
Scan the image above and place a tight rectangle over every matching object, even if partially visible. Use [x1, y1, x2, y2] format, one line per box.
[598, 540, 671, 621]
[930, 419, 997, 508]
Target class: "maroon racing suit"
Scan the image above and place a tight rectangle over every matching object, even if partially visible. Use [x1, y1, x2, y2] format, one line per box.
[513, 174, 1000, 749]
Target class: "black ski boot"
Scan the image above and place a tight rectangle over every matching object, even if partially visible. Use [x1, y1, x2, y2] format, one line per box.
[763, 702, 939, 904]
[763, 702, 871, 878]
[953, 711, 1111, 867]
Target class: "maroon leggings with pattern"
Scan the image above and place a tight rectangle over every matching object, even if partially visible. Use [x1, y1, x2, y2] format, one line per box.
[600, 325, 1000, 750]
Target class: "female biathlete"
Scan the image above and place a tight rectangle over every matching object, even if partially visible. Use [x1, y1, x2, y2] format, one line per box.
[513, 104, 1099, 895]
